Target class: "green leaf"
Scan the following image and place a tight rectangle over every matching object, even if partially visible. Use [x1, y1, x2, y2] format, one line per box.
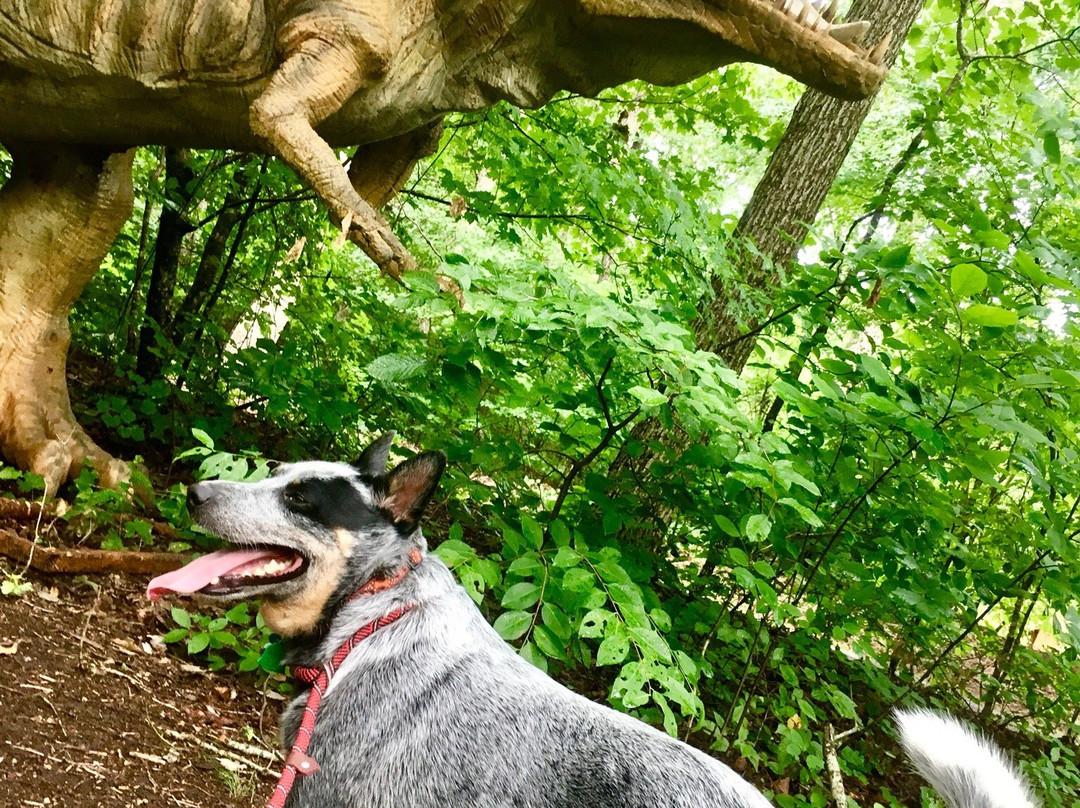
[596, 620, 630, 665]
[628, 385, 668, 408]
[224, 603, 251, 625]
[713, 514, 739, 537]
[520, 514, 544, 550]
[859, 355, 893, 387]
[950, 264, 988, 297]
[161, 628, 188, 643]
[434, 539, 477, 568]
[552, 546, 580, 568]
[518, 640, 548, 672]
[974, 230, 1011, 250]
[549, 519, 572, 546]
[365, 353, 427, 384]
[187, 634, 210, 655]
[627, 626, 672, 662]
[655, 692, 678, 737]
[493, 610, 532, 640]
[532, 625, 566, 660]
[1043, 131, 1061, 163]
[171, 607, 191, 628]
[962, 303, 1018, 327]
[259, 640, 286, 673]
[211, 631, 236, 647]
[501, 582, 542, 610]
[578, 608, 610, 639]
[541, 602, 572, 640]
[562, 567, 595, 594]
[745, 514, 772, 543]
[879, 244, 912, 269]
[507, 553, 544, 577]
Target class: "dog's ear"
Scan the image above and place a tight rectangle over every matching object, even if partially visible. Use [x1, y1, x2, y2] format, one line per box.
[381, 451, 446, 532]
[353, 431, 396, 476]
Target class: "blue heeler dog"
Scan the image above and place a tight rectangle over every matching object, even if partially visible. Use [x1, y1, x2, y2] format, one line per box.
[148, 433, 1041, 808]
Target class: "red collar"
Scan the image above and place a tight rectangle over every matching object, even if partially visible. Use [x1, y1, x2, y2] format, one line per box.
[351, 546, 423, 598]
[266, 548, 422, 808]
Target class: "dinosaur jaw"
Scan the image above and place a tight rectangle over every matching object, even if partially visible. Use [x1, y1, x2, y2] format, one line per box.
[719, 0, 891, 99]
[574, 0, 890, 100]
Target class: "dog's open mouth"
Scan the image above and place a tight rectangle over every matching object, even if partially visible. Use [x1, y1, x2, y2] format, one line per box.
[146, 546, 307, 600]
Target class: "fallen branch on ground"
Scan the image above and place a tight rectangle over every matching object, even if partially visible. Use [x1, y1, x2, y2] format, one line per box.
[0, 527, 186, 575]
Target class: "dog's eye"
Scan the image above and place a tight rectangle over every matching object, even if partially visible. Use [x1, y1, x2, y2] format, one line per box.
[283, 487, 312, 511]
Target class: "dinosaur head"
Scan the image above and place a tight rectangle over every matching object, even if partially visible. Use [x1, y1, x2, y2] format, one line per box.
[567, 0, 890, 100]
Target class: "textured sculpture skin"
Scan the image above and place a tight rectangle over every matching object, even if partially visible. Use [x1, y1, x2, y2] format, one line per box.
[0, 0, 889, 489]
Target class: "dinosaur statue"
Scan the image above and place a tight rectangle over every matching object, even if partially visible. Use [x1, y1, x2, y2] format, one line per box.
[0, 0, 890, 492]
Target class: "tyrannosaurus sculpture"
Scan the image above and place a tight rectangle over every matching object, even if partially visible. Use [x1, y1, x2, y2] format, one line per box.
[0, 0, 890, 490]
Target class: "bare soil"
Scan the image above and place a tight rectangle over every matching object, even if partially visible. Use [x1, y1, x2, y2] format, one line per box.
[0, 563, 280, 808]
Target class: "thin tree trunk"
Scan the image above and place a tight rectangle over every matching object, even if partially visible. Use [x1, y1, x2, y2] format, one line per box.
[121, 147, 166, 355]
[760, 56, 974, 433]
[167, 159, 260, 349]
[136, 147, 196, 378]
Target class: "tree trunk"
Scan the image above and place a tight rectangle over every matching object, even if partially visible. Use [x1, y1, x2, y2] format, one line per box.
[0, 145, 134, 492]
[609, 0, 926, 540]
[136, 147, 196, 379]
[696, 0, 926, 374]
[167, 159, 256, 350]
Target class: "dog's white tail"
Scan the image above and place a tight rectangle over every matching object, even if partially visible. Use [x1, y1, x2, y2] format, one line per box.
[895, 709, 1040, 808]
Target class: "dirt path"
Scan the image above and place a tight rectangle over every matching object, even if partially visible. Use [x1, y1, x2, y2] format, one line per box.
[0, 564, 280, 807]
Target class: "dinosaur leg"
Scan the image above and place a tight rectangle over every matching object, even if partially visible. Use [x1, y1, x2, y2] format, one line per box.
[347, 120, 444, 209]
[0, 144, 135, 493]
[250, 30, 416, 278]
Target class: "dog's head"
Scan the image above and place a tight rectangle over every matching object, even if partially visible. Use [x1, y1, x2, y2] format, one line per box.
[147, 433, 445, 636]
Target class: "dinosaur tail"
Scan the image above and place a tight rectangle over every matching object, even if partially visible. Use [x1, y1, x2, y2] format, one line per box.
[894, 709, 1040, 808]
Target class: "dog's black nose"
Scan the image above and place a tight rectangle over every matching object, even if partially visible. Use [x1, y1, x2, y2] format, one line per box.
[187, 482, 213, 508]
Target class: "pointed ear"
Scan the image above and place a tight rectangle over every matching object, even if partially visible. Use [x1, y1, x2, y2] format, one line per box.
[352, 431, 395, 476]
[380, 451, 446, 532]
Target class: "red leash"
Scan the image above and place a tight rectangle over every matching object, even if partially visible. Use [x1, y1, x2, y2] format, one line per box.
[266, 550, 422, 808]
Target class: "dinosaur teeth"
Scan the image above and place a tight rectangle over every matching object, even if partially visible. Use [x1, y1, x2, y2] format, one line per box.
[774, 0, 879, 61]
[828, 20, 870, 46]
[868, 31, 893, 64]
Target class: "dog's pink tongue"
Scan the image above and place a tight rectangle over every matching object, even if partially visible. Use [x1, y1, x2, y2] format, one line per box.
[146, 549, 277, 600]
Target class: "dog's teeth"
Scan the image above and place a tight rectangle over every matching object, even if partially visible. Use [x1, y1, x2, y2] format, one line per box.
[210, 577, 220, 585]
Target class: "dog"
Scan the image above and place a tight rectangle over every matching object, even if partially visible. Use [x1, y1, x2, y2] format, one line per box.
[147, 433, 1040, 808]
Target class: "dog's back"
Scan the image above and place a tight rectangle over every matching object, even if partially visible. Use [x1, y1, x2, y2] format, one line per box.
[284, 559, 1046, 808]
[283, 558, 774, 808]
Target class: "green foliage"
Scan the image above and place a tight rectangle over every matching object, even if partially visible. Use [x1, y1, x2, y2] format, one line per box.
[1, 570, 33, 597]
[163, 602, 277, 674]
[177, 429, 273, 483]
[56, 0, 1080, 802]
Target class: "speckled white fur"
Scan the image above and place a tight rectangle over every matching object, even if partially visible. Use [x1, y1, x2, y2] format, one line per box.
[895, 709, 1039, 808]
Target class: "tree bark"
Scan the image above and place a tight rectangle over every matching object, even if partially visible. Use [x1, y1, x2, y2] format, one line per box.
[136, 147, 196, 378]
[696, 0, 927, 374]
[609, 0, 926, 539]
[0, 145, 135, 492]
[167, 159, 257, 351]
